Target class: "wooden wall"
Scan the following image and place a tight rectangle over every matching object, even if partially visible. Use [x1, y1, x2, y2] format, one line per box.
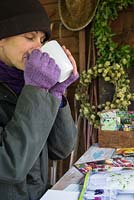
[40, 0, 79, 68]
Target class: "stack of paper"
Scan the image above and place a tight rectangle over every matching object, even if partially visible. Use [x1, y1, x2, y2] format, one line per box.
[40, 189, 80, 200]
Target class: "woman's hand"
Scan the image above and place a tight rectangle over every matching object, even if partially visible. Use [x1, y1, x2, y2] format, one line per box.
[49, 46, 79, 101]
[62, 45, 78, 76]
[24, 49, 61, 90]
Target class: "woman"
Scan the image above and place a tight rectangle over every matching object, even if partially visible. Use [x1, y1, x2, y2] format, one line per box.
[0, 0, 79, 199]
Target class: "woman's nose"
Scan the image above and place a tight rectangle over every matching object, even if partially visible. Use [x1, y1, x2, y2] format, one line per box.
[32, 40, 42, 50]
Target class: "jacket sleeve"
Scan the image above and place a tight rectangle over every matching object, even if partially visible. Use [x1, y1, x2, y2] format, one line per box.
[47, 100, 77, 160]
[0, 85, 60, 183]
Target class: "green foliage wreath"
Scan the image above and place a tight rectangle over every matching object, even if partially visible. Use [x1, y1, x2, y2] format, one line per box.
[75, 0, 134, 128]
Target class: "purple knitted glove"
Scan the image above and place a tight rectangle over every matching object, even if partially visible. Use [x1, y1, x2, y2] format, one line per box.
[49, 73, 79, 101]
[24, 49, 61, 90]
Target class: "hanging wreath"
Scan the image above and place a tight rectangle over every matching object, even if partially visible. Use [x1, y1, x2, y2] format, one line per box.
[75, 61, 131, 127]
[75, 0, 134, 128]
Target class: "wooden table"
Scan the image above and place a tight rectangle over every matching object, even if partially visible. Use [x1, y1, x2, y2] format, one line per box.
[52, 144, 115, 190]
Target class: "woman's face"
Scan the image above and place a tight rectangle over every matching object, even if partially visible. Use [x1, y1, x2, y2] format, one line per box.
[0, 31, 46, 70]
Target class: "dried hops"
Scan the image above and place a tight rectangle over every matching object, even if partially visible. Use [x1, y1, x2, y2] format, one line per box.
[75, 61, 132, 128]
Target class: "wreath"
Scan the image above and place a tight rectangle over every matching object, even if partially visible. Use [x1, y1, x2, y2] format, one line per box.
[75, 62, 131, 128]
[75, 0, 134, 128]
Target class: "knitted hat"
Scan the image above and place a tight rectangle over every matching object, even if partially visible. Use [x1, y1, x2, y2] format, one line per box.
[0, 0, 51, 41]
[58, 0, 100, 31]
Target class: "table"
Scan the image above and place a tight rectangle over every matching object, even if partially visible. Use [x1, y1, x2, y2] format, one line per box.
[52, 145, 115, 190]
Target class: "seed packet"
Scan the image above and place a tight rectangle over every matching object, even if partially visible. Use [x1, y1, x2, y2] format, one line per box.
[74, 157, 134, 174]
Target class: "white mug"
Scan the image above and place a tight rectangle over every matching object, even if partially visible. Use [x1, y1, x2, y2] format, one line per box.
[41, 40, 73, 82]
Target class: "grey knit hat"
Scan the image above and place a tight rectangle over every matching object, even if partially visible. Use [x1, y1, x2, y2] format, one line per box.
[0, 0, 51, 41]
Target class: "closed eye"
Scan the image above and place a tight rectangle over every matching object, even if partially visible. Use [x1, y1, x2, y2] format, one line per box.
[25, 36, 34, 41]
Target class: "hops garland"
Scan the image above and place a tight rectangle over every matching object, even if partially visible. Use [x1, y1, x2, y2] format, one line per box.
[75, 0, 134, 128]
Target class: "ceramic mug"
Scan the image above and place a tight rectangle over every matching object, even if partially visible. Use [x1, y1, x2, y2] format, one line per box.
[41, 40, 73, 82]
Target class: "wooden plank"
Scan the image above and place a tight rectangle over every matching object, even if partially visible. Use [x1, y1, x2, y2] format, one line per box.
[79, 30, 86, 73]
[58, 37, 79, 53]
[42, 3, 59, 21]
[51, 23, 77, 38]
